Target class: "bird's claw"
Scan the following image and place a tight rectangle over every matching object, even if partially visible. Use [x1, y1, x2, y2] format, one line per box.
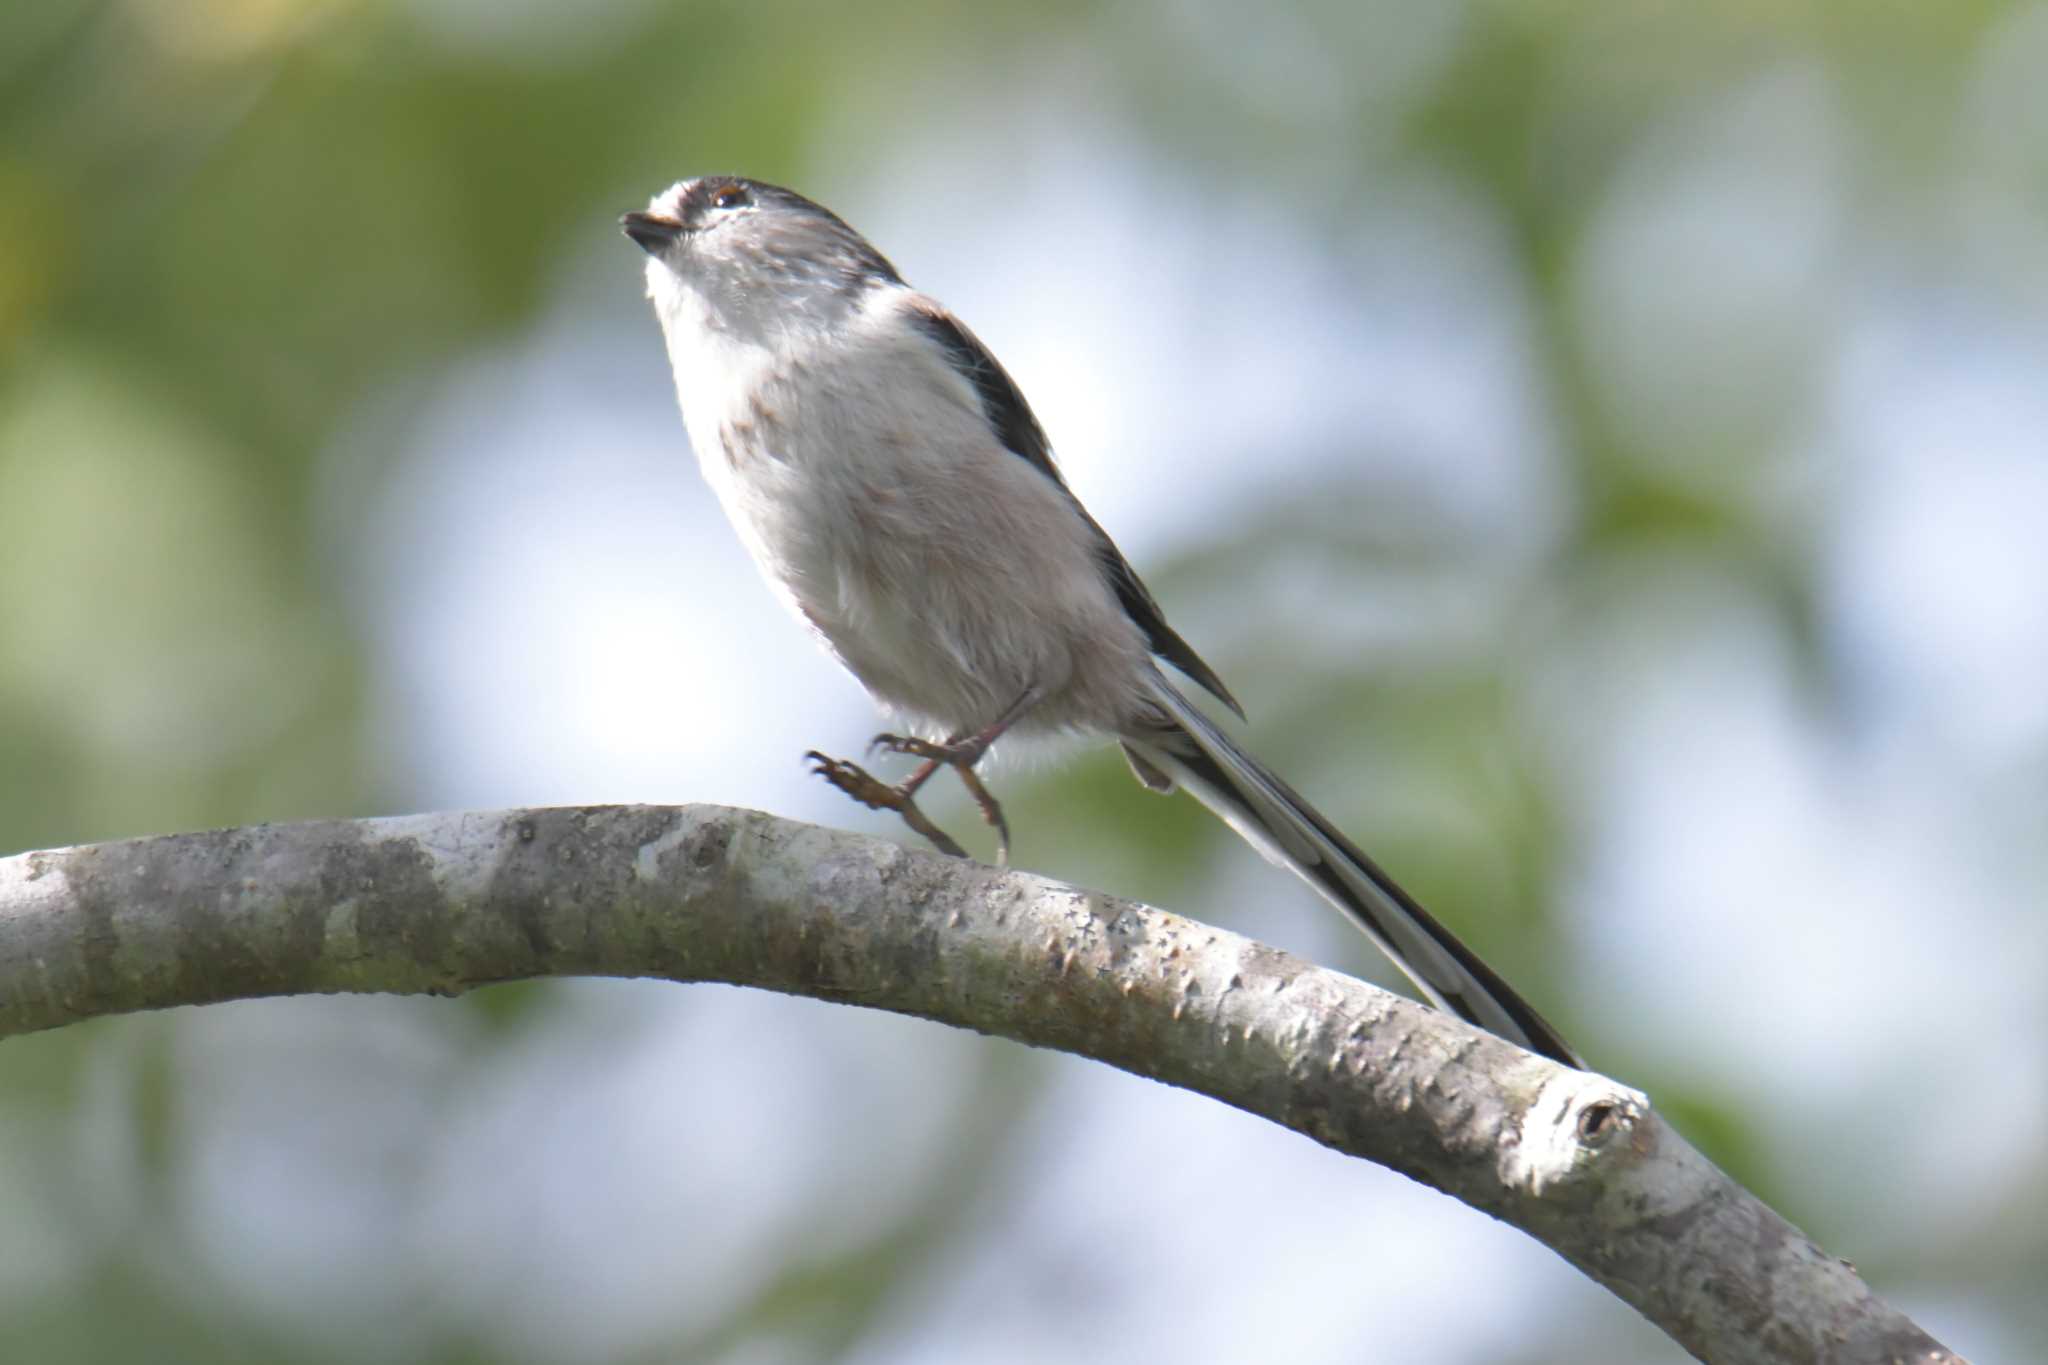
[815, 722, 1017, 865]
[868, 732, 970, 763]
[804, 750, 970, 859]
[806, 751, 896, 809]
[857, 737, 1011, 864]
[952, 763, 1011, 867]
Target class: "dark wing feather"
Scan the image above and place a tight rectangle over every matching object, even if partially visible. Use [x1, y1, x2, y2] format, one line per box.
[907, 302, 1244, 719]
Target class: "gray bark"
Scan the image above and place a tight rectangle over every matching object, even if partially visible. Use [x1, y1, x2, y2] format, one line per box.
[0, 804, 1962, 1365]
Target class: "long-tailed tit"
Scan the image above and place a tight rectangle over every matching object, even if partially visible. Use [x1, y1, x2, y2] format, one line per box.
[623, 176, 1579, 1066]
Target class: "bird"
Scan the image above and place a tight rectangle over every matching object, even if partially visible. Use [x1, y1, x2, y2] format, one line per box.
[622, 175, 1580, 1067]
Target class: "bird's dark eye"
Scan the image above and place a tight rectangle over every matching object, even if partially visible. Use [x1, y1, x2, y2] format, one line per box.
[711, 184, 751, 210]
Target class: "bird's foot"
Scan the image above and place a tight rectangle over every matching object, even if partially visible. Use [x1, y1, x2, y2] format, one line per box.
[867, 734, 1011, 866]
[804, 750, 970, 860]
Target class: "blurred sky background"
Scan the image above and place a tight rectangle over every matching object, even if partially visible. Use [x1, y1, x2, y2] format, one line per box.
[2, 0, 2045, 1360]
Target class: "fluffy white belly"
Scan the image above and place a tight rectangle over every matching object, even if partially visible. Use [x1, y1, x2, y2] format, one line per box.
[688, 362, 1149, 738]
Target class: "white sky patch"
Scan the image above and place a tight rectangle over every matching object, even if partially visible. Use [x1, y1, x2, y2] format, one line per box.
[336, 292, 875, 824]
[411, 984, 983, 1360]
[1569, 62, 1849, 487]
[1561, 558, 2044, 1248]
[816, 111, 1564, 566]
[851, 1059, 1644, 1365]
[1820, 291, 2048, 766]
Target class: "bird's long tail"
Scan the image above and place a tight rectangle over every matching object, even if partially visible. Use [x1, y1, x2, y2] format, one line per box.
[1122, 672, 1581, 1068]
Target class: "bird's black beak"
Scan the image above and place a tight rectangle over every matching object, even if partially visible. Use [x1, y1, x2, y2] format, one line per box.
[621, 211, 684, 254]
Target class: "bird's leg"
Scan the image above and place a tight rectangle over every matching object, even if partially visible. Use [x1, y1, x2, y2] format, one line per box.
[805, 751, 968, 859]
[809, 686, 1043, 864]
[868, 685, 1043, 866]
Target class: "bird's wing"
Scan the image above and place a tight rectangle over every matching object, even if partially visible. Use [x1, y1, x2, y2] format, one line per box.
[903, 298, 1243, 718]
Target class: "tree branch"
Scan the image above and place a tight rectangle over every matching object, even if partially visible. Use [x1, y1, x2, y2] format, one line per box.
[0, 805, 1960, 1365]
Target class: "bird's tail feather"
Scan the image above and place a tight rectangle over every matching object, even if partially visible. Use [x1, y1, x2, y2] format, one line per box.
[1125, 672, 1581, 1068]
